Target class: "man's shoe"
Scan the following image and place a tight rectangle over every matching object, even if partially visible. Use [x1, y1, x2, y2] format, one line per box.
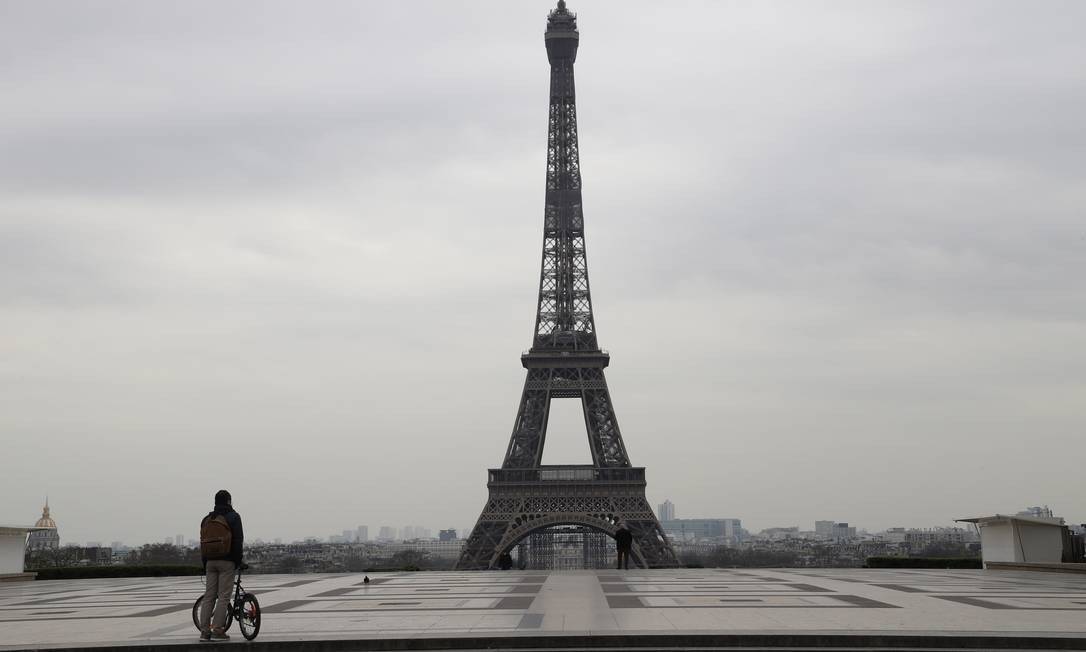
[198, 630, 212, 642]
[210, 628, 230, 641]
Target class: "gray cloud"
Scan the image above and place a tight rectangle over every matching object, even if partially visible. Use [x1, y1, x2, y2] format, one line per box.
[1, 1, 1084, 544]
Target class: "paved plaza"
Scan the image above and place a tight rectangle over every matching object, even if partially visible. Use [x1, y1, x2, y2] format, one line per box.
[3, 568, 1086, 650]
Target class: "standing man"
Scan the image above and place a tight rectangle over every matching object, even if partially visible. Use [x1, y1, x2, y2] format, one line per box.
[198, 489, 243, 642]
[614, 521, 633, 570]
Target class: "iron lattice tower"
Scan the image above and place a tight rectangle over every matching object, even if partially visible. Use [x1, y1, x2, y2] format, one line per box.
[457, 1, 678, 570]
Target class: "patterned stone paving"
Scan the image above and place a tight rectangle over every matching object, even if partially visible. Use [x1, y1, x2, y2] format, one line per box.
[1, 568, 1085, 649]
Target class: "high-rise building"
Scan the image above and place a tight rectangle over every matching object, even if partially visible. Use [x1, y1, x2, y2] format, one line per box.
[342, 529, 354, 543]
[27, 500, 60, 551]
[355, 526, 368, 542]
[723, 519, 742, 542]
[377, 526, 395, 541]
[658, 500, 676, 522]
[814, 520, 835, 538]
[439, 529, 458, 541]
[831, 522, 856, 541]
[175, 534, 184, 547]
[400, 526, 430, 540]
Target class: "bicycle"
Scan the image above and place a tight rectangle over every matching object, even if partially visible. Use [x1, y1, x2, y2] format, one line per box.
[191, 562, 261, 640]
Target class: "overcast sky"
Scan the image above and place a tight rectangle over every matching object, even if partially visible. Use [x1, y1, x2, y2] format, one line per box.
[2, 0, 1084, 545]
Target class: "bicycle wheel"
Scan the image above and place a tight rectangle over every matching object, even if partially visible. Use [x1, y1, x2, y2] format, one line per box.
[192, 595, 234, 632]
[238, 593, 261, 641]
[191, 596, 202, 631]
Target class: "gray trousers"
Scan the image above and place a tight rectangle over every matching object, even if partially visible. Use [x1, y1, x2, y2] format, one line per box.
[199, 560, 235, 631]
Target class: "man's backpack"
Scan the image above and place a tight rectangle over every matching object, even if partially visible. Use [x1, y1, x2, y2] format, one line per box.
[200, 514, 233, 559]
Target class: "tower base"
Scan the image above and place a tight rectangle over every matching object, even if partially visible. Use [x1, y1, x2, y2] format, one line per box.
[457, 465, 679, 570]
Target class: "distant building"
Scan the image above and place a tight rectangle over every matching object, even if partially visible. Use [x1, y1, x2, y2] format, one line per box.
[342, 530, 355, 543]
[26, 501, 59, 551]
[400, 526, 431, 540]
[1018, 506, 1055, 520]
[439, 529, 458, 541]
[831, 523, 856, 542]
[175, 534, 184, 547]
[759, 526, 800, 541]
[811, 521, 866, 541]
[382, 539, 465, 560]
[377, 526, 395, 541]
[79, 546, 113, 566]
[904, 527, 970, 547]
[662, 519, 742, 543]
[658, 500, 675, 522]
[355, 526, 368, 542]
[879, 527, 977, 546]
[882, 527, 907, 543]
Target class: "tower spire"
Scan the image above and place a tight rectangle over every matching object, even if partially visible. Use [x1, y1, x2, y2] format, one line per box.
[537, 0, 590, 353]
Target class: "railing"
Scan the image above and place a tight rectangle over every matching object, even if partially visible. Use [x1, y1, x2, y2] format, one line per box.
[489, 466, 645, 484]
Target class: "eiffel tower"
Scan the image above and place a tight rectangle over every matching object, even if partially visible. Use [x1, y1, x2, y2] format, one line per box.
[457, 1, 679, 570]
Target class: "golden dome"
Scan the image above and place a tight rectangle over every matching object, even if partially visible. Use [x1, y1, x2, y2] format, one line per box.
[34, 500, 56, 529]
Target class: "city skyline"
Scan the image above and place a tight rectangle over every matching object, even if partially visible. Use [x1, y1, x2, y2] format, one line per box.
[25, 495, 1055, 549]
[3, 1, 1084, 544]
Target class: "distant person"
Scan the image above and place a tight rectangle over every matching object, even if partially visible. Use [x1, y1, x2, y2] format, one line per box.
[497, 551, 514, 570]
[197, 489, 244, 642]
[614, 522, 633, 570]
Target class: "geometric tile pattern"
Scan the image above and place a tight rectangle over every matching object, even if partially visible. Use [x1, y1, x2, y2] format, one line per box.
[2, 568, 1086, 649]
[789, 568, 1086, 610]
[598, 572, 901, 609]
